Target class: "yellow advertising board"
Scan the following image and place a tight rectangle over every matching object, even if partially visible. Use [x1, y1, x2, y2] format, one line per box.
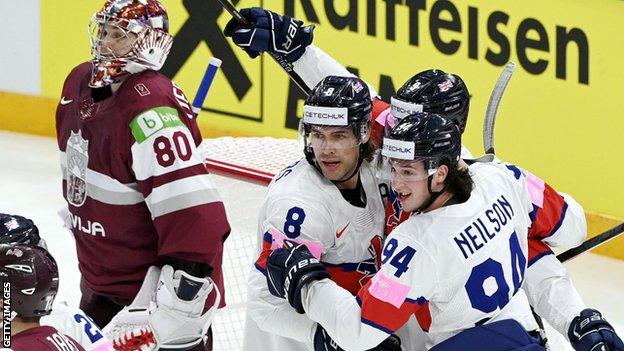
[38, 0, 624, 226]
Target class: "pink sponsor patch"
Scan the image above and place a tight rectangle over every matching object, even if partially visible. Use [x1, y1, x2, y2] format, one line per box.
[269, 228, 323, 259]
[368, 271, 410, 309]
[524, 171, 545, 208]
[375, 109, 395, 129]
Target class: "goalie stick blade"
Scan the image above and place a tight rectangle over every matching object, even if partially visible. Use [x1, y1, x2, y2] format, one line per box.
[483, 62, 516, 155]
[213, 0, 311, 96]
[556, 222, 624, 262]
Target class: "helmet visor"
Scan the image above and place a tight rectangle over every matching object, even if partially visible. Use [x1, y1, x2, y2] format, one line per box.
[378, 137, 437, 181]
[89, 13, 140, 60]
[381, 158, 436, 182]
[300, 123, 365, 150]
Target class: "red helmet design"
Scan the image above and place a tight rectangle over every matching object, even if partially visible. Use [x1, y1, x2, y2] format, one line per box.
[88, 0, 173, 87]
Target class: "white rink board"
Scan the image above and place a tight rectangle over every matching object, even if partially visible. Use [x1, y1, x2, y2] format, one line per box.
[1, 131, 623, 351]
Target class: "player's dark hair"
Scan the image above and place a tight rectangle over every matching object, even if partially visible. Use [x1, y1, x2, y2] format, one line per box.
[444, 163, 473, 203]
[360, 139, 376, 162]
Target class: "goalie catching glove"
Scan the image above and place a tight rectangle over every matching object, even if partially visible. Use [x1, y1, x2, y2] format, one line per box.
[104, 264, 220, 350]
[266, 240, 330, 313]
[223, 7, 314, 62]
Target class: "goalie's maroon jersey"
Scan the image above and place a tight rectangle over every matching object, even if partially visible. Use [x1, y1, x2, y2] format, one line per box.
[55, 62, 230, 308]
[11, 326, 86, 351]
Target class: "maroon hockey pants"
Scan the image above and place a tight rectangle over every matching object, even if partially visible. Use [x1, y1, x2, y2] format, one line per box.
[79, 279, 213, 350]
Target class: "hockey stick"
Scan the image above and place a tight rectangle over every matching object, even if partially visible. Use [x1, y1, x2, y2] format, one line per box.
[483, 62, 516, 154]
[192, 57, 222, 115]
[215, 0, 311, 96]
[482, 63, 624, 259]
[557, 222, 624, 262]
[531, 222, 624, 348]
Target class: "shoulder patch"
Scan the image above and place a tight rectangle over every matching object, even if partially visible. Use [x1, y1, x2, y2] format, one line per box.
[134, 83, 151, 96]
[130, 107, 184, 143]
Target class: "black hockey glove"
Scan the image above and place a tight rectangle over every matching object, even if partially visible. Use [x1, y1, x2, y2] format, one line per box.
[314, 324, 401, 351]
[568, 308, 624, 351]
[266, 240, 330, 313]
[223, 7, 314, 62]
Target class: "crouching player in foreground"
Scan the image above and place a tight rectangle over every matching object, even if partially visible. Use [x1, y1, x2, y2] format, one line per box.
[265, 113, 624, 351]
[0, 243, 86, 351]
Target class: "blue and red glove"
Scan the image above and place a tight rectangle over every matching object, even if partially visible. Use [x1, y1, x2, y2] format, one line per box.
[266, 240, 329, 313]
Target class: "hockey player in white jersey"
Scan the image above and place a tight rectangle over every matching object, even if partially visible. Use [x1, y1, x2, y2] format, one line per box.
[265, 113, 624, 351]
[243, 76, 401, 351]
[222, 9, 621, 350]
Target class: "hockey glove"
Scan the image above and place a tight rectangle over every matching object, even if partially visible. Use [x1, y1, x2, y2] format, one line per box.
[314, 324, 402, 351]
[314, 325, 345, 351]
[223, 7, 314, 62]
[266, 240, 330, 313]
[104, 265, 220, 351]
[568, 308, 624, 351]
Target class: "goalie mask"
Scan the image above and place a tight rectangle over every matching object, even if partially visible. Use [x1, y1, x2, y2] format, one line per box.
[88, 0, 173, 87]
[392, 69, 470, 133]
[0, 244, 59, 319]
[299, 76, 372, 182]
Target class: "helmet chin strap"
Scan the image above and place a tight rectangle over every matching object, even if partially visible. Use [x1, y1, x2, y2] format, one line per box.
[416, 174, 445, 213]
[306, 143, 365, 187]
[330, 148, 364, 186]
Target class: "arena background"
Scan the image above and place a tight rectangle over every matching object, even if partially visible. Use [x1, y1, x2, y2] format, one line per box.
[1, 0, 622, 259]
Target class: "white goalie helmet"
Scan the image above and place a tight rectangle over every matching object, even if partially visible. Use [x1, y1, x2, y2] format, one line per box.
[88, 0, 174, 87]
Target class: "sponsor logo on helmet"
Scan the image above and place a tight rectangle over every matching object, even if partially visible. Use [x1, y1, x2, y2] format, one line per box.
[382, 138, 416, 160]
[390, 97, 423, 119]
[304, 111, 346, 120]
[383, 144, 413, 154]
[438, 80, 454, 92]
[303, 106, 349, 126]
[66, 130, 90, 207]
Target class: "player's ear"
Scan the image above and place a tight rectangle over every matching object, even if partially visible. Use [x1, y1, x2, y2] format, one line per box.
[360, 123, 371, 144]
[432, 164, 449, 191]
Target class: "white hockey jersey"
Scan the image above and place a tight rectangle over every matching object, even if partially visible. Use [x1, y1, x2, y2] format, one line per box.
[41, 302, 111, 350]
[301, 162, 543, 350]
[243, 159, 386, 351]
